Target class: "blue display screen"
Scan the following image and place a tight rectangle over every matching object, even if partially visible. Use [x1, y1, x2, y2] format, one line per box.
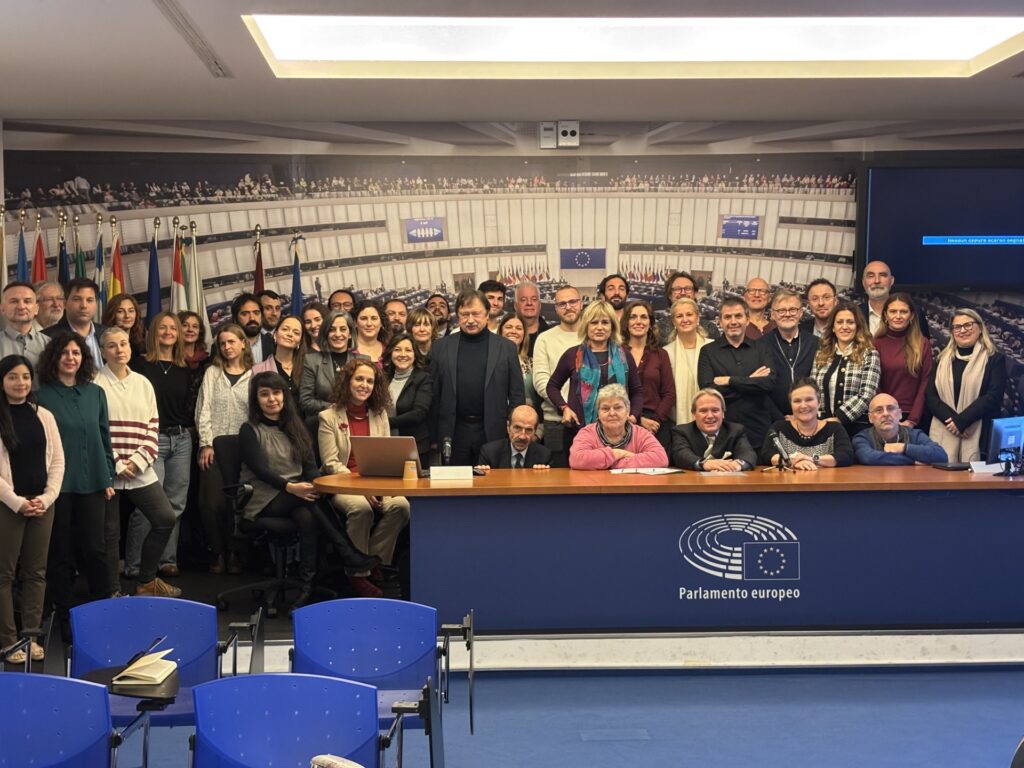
[864, 167, 1024, 288]
[721, 215, 760, 240]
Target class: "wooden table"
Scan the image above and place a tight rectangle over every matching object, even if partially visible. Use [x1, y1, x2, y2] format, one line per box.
[316, 467, 1024, 633]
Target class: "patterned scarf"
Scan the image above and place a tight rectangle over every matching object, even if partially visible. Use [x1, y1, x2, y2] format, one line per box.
[597, 419, 633, 449]
[577, 342, 629, 425]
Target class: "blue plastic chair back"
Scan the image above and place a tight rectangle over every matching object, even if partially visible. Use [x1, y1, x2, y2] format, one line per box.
[70, 597, 218, 688]
[192, 673, 379, 768]
[0, 673, 112, 767]
[292, 598, 438, 691]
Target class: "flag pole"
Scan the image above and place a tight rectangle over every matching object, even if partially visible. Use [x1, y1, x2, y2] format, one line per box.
[0, 204, 6, 294]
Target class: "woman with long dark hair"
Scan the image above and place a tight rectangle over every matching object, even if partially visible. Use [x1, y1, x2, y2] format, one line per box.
[36, 332, 115, 642]
[622, 299, 675, 450]
[102, 293, 146, 365]
[196, 323, 253, 575]
[319, 359, 410, 598]
[351, 301, 389, 366]
[0, 356, 64, 664]
[241, 372, 378, 611]
[810, 301, 880, 435]
[301, 301, 328, 352]
[300, 310, 357, 432]
[252, 314, 307, 403]
[874, 293, 933, 428]
[382, 332, 432, 468]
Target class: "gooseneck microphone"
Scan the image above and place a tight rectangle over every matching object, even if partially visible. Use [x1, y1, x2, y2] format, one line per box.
[769, 429, 791, 468]
[441, 437, 453, 466]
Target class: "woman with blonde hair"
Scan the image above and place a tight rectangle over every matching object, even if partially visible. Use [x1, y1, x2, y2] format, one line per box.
[406, 308, 437, 359]
[926, 308, 1006, 462]
[811, 301, 880, 435]
[874, 293, 933, 427]
[662, 297, 712, 428]
[546, 300, 643, 447]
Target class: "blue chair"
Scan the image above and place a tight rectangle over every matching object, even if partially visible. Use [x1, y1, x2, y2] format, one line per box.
[291, 597, 474, 741]
[190, 673, 381, 768]
[0, 673, 118, 767]
[70, 597, 263, 766]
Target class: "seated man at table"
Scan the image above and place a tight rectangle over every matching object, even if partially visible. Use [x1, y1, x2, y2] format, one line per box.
[670, 388, 758, 472]
[853, 392, 948, 466]
[477, 404, 552, 470]
[569, 383, 668, 470]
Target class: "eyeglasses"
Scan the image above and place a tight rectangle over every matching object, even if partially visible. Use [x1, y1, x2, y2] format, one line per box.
[773, 308, 801, 316]
[808, 295, 835, 304]
[458, 310, 486, 321]
[869, 405, 901, 415]
[744, 288, 769, 296]
[670, 286, 695, 296]
[554, 298, 581, 310]
[951, 321, 976, 333]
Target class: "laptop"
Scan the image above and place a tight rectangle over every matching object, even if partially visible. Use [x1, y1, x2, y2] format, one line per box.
[350, 435, 428, 478]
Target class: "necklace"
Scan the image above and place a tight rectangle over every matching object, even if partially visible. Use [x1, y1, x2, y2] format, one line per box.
[156, 361, 174, 375]
[794, 420, 819, 438]
[774, 333, 802, 384]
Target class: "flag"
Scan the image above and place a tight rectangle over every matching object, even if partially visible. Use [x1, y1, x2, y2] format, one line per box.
[253, 238, 265, 294]
[109, 227, 124, 298]
[16, 227, 28, 282]
[559, 248, 607, 270]
[290, 238, 303, 316]
[183, 227, 212, 347]
[57, 232, 71, 287]
[169, 231, 187, 314]
[93, 230, 106, 315]
[145, 226, 162, 327]
[74, 225, 86, 279]
[742, 541, 800, 581]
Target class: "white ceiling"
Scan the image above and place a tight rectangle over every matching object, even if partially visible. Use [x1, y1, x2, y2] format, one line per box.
[4, 0, 1024, 155]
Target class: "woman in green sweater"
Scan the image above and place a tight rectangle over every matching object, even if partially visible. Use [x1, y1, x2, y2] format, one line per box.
[36, 331, 115, 643]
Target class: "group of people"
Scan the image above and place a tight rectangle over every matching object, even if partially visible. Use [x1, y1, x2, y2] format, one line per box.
[0, 259, 1010, 664]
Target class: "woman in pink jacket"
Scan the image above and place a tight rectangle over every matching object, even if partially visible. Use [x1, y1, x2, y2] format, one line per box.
[569, 383, 668, 470]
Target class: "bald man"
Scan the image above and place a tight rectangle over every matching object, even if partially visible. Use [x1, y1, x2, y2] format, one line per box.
[476, 404, 552, 469]
[860, 260, 930, 338]
[743, 277, 775, 340]
[852, 393, 947, 466]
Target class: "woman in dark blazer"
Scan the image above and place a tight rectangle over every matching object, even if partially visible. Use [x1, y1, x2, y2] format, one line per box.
[383, 333, 432, 468]
[300, 310, 358, 433]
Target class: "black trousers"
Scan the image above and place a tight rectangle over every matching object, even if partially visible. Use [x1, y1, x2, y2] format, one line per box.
[105, 483, 175, 589]
[452, 420, 487, 465]
[47, 491, 108, 615]
[256, 492, 318, 580]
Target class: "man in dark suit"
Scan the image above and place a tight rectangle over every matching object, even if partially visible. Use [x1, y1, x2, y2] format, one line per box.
[671, 388, 757, 471]
[43, 276, 107, 365]
[430, 290, 526, 464]
[231, 292, 274, 364]
[761, 289, 817, 419]
[477, 404, 553, 469]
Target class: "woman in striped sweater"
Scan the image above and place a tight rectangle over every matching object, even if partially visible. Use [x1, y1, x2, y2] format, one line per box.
[94, 327, 180, 598]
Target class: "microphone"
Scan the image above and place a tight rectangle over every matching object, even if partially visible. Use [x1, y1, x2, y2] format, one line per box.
[441, 437, 453, 466]
[769, 429, 791, 468]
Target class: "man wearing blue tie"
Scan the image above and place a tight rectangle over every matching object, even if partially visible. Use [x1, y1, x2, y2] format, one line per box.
[476, 405, 552, 470]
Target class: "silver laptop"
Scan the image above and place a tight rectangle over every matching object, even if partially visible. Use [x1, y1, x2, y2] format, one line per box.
[350, 435, 427, 478]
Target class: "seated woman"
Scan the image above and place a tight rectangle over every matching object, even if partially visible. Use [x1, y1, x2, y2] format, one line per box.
[569, 383, 668, 470]
[319, 359, 411, 598]
[761, 378, 854, 470]
[240, 372, 379, 613]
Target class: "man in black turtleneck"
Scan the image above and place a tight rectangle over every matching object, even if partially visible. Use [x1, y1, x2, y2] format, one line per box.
[430, 290, 525, 465]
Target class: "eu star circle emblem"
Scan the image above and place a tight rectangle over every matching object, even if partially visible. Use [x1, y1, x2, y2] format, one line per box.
[574, 251, 591, 267]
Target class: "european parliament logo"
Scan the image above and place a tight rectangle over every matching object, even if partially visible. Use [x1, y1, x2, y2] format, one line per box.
[678, 514, 800, 582]
[404, 217, 445, 243]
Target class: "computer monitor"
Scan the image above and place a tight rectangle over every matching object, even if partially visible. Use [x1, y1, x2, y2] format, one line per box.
[986, 416, 1024, 464]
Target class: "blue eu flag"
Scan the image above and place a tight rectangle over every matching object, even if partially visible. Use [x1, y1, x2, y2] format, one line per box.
[743, 541, 800, 580]
[559, 248, 606, 270]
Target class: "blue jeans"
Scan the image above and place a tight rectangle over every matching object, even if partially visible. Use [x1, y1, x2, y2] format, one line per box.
[124, 432, 192, 570]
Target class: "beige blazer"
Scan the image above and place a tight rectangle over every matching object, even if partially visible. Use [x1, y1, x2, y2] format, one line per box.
[318, 406, 392, 475]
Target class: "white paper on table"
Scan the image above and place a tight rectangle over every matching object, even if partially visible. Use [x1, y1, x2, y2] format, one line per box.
[969, 461, 1003, 475]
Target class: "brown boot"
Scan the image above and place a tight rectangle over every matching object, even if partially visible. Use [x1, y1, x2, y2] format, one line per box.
[209, 553, 225, 574]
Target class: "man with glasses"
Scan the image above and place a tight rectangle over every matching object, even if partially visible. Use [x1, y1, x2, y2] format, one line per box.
[514, 280, 548, 356]
[853, 392, 947, 465]
[760, 290, 816, 418]
[430, 290, 525, 464]
[327, 289, 356, 315]
[476, 404, 552, 470]
[658, 271, 720, 342]
[533, 285, 583, 467]
[35, 281, 66, 330]
[801, 278, 838, 338]
[860, 260, 930, 338]
[743, 277, 775, 341]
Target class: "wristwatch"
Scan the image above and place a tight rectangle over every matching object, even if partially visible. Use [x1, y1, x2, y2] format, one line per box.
[812, 454, 821, 465]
